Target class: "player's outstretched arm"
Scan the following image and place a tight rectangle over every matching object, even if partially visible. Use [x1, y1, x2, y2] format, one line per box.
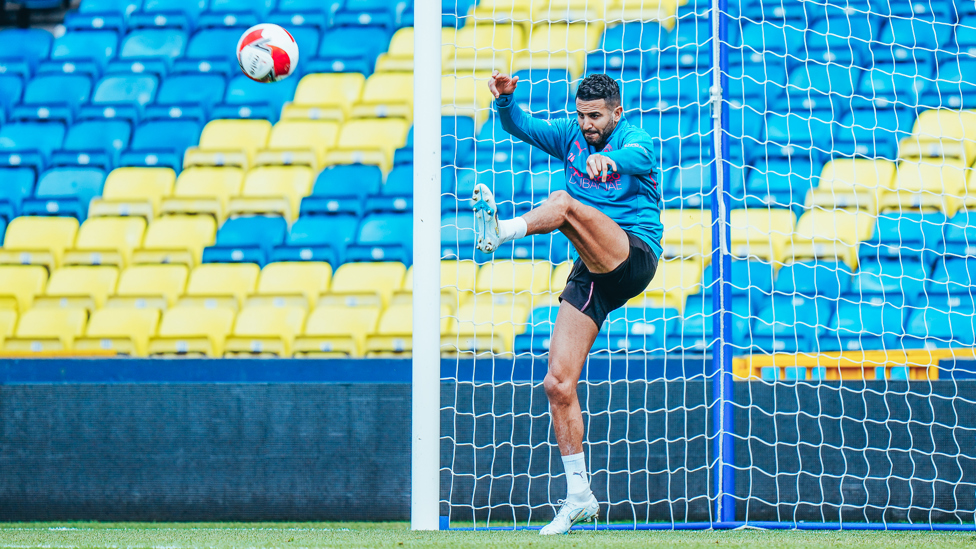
[489, 70, 570, 160]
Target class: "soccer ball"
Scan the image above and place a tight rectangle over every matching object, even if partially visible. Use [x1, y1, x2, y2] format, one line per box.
[236, 23, 299, 83]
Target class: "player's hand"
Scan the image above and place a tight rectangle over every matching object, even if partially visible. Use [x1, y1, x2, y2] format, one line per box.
[586, 154, 617, 182]
[488, 70, 519, 98]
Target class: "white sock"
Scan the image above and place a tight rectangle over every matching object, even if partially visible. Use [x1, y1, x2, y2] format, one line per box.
[497, 217, 527, 245]
[561, 452, 591, 501]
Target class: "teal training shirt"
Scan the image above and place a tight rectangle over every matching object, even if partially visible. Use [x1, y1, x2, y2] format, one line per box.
[495, 94, 664, 259]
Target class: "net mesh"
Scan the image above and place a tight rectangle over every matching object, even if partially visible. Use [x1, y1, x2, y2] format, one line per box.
[435, 0, 976, 528]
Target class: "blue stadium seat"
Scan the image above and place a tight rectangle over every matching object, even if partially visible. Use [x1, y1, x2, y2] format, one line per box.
[856, 62, 932, 109]
[0, 76, 25, 121]
[860, 211, 945, 263]
[440, 211, 476, 261]
[365, 165, 412, 214]
[874, 18, 953, 64]
[121, 119, 200, 170]
[512, 69, 573, 116]
[144, 73, 225, 121]
[211, 75, 298, 123]
[269, 0, 343, 30]
[803, 6, 876, 62]
[442, 115, 476, 166]
[821, 296, 905, 352]
[739, 18, 806, 55]
[637, 109, 698, 165]
[202, 216, 287, 266]
[441, 0, 475, 27]
[759, 111, 832, 164]
[109, 28, 187, 74]
[345, 212, 412, 264]
[679, 292, 751, 351]
[903, 306, 976, 348]
[40, 31, 119, 78]
[21, 167, 107, 220]
[659, 19, 712, 70]
[80, 74, 159, 121]
[664, 163, 713, 208]
[13, 74, 92, 123]
[334, 0, 411, 30]
[0, 168, 37, 222]
[173, 27, 246, 75]
[942, 211, 976, 258]
[927, 257, 976, 296]
[923, 58, 976, 109]
[593, 307, 678, 354]
[782, 63, 861, 111]
[728, 52, 788, 106]
[65, 0, 141, 32]
[587, 22, 663, 74]
[951, 0, 976, 20]
[751, 294, 834, 353]
[955, 16, 976, 56]
[300, 165, 382, 217]
[287, 27, 322, 70]
[516, 169, 565, 208]
[197, 0, 274, 28]
[0, 121, 67, 171]
[833, 107, 913, 159]
[514, 305, 559, 354]
[50, 119, 132, 169]
[639, 69, 709, 111]
[702, 260, 775, 299]
[309, 27, 391, 74]
[129, 0, 208, 30]
[482, 232, 572, 264]
[885, 0, 953, 19]
[271, 215, 360, 265]
[847, 258, 927, 301]
[0, 28, 54, 78]
[744, 158, 818, 199]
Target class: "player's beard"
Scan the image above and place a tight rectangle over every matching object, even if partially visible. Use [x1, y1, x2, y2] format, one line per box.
[583, 117, 619, 150]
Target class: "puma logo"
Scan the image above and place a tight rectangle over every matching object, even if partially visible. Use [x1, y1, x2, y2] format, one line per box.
[572, 471, 586, 480]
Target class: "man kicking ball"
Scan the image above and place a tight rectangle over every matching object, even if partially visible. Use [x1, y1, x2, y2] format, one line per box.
[474, 72, 663, 535]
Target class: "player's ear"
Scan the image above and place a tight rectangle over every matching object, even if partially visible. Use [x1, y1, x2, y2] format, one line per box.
[613, 104, 623, 121]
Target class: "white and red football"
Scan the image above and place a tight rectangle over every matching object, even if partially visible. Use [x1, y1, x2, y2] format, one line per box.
[236, 23, 299, 83]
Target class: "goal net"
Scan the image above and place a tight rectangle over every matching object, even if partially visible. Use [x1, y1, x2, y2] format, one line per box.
[432, 0, 976, 529]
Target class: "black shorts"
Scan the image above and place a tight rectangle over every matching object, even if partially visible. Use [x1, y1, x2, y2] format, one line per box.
[559, 232, 660, 328]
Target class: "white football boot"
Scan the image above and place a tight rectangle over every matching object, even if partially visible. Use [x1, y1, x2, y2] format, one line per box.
[539, 494, 600, 535]
[472, 183, 501, 253]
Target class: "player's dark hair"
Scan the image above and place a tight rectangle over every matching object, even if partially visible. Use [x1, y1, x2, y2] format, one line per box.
[575, 74, 621, 109]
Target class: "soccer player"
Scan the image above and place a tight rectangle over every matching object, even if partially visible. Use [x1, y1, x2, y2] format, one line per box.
[474, 72, 663, 535]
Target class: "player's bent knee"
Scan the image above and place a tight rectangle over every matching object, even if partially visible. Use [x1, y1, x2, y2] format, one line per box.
[543, 372, 575, 404]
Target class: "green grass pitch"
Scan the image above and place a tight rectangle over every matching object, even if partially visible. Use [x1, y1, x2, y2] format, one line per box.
[0, 523, 973, 549]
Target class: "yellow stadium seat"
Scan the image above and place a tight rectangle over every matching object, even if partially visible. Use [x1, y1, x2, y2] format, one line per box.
[471, 0, 547, 30]
[441, 73, 495, 126]
[0, 265, 48, 312]
[330, 261, 407, 306]
[159, 167, 245, 223]
[660, 209, 712, 261]
[110, 264, 188, 309]
[63, 216, 146, 268]
[364, 303, 414, 356]
[474, 260, 555, 308]
[0, 309, 15, 347]
[0, 216, 79, 270]
[514, 23, 605, 77]
[375, 27, 457, 72]
[606, 0, 678, 25]
[183, 119, 272, 170]
[898, 109, 976, 165]
[350, 73, 414, 121]
[543, 0, 611, 21]
[182, 262, 260, 309]
[87, 167, 176, 220]
[551, 261, 573, 294]
[806, 159, 897, 215]
[226, 166, 314, 221]
[74, 308, 161, 357]
[784, 210, 876, 269]
[148, 305, 235, 357]
[281, 73, 365, 121]
[33, 265, 119, 311]
[878, 158, 969, 216]
[400, 260, 477, 308]
[442, 301, 529, 355]
[252, 261, 332, 309]
[729, 208, 796, 264]
[132, 215, 216, 267]
[254, 120, 340, 169]
[3, 308, 87, 351]
[628, 258, 702, 311]
[224, 304, 306, 357]
[325, 118, 410, 173]
[446, 21, 527, 73]
[293, 304, 381, 357]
